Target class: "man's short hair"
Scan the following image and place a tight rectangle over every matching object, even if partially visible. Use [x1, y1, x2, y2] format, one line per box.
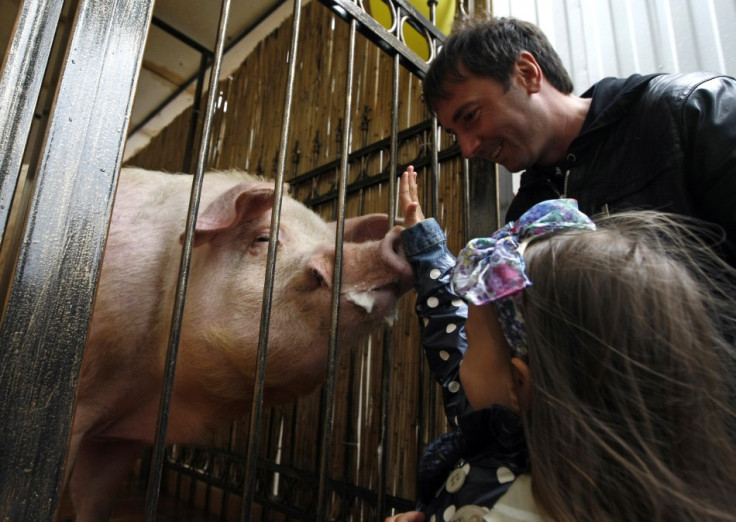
[423, 16, 574, 111]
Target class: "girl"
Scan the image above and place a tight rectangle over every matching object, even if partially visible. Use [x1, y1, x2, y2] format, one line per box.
[391, 167, 736, 521]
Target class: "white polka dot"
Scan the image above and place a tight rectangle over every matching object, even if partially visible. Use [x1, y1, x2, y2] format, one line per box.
[496, 466, 515, 484]
[446, 323, 457, 334]
[445, 468, 466, 493]
[430, 268, 442, 280]
[427, 296, 439, 308]
[430, 516, 437, 522]
[451, 298, 464, 307]
[443, 504, 456, 521]
[448, 381, 460, 393]
[423, 317, 429, 327]
[439, 350, 450, 361]
[451, 505, 489, 522]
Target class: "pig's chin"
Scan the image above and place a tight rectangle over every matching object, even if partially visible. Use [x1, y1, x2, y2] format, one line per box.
[344, 285, 400, 325]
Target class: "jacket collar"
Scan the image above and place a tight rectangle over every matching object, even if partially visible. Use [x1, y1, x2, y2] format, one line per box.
[579, 73, 662, 135]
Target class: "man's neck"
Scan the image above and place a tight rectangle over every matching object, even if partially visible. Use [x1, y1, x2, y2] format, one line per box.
[539, 94, 592, 166]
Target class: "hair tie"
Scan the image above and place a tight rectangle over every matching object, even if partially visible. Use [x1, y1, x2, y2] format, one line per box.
[451, 198, 595, 360]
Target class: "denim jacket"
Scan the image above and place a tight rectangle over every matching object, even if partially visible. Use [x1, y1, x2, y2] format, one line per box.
[401, 217, 471, 426]
[402, 219, 531, 518]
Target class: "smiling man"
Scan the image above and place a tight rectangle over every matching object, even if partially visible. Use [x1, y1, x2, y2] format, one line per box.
[423, 16, 736, 266]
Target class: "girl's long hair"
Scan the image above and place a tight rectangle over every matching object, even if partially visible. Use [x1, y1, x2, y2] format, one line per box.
[521, 211, 736, 522]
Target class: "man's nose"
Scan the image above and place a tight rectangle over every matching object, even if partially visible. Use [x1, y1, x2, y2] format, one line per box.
[456, 133, 478, 159]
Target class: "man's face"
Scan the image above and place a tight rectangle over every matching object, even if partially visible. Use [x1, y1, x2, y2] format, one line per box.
[433, 69, 544, 173]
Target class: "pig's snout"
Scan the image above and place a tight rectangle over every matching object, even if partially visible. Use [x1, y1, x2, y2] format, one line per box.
[304, 225, 413, 321]
[380, 226, 414, 295]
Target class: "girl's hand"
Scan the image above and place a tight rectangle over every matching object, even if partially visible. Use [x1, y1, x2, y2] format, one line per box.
[385, 511, 426, 522]
[400, 165, 425, 227]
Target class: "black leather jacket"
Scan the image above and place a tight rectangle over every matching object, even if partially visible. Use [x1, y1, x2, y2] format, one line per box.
[507, 72, 736, 265]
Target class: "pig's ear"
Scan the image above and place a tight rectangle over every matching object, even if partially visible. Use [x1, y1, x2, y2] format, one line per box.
[336, 213, 403, 242]
[183, 182, 276, 246]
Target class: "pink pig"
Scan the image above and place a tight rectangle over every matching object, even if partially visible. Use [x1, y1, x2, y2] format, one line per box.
[64, 167, 413, 521]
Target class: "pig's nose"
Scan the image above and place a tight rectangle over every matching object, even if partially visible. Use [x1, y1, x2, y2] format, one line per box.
[381, 226, 414, 294]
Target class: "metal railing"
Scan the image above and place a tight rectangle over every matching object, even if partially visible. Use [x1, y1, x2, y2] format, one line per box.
[0, 1, 498, 520]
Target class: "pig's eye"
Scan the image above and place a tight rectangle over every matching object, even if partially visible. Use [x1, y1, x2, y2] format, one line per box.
[311, 268, 327, 287]
[251, 230, 280, 248]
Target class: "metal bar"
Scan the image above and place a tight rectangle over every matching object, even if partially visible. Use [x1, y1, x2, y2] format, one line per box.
[424, 0, 441, 477]
[318, 0, 444, 78]
[427, 0, 440, 220]
[241, 0, 303, 518]
[183, 53, 209, 174]
[466, 158, 499, 237]
[429, 127, 440, 219]
[152, 15, 213, 55]
[0, 0, 155, 518]
[388, 41, 400, 229]
[377, 38, 403, 520]
[428, 152, 439, 227]
[143, 0, 232, 519]
[463, 158, 471, 240]
[495, 164, 514, 225]
[462, 158, 472, 238]
[317, 16, 357, 522]
[456, 0, 469, 242]
[0, 0, 64, 247]
[342, 347, 357, 484]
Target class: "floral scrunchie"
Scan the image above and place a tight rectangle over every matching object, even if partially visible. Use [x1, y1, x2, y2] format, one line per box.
[451, 198, 596, 360]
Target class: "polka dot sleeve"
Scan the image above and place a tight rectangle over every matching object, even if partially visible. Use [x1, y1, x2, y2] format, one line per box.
[402, 218, 471, 427]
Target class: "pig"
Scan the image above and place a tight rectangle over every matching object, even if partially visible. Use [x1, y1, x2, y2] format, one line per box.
[63, 167, 413, 521]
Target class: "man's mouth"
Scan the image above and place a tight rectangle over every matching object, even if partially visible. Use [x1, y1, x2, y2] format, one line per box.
[478, 142, 502, 162]
[490, 143, 502, 162]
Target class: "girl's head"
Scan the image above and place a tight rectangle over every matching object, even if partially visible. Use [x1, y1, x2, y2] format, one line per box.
[453, 201, 736, 521]
[453, 198, 596, 413]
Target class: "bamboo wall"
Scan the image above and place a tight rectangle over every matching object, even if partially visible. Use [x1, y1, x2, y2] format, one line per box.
[127, 1, 467, 519]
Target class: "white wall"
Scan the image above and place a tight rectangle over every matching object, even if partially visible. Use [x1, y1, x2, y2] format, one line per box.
[492, 0, 736, 94]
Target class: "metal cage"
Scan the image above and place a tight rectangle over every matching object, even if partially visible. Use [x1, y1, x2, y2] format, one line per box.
[0, 0, 503, 520]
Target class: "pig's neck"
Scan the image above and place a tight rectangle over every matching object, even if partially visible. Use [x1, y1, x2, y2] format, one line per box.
[77, 389, 250, 446]
[165, 391, 252, 442]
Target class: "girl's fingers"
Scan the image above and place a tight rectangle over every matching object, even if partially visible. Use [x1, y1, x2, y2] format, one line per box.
[400, 165, 424, 225]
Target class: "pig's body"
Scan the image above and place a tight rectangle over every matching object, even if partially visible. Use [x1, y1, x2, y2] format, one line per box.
[67, 167, 412, 520]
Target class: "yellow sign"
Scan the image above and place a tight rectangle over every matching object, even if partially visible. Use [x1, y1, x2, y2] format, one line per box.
[367, 0, 456, 60]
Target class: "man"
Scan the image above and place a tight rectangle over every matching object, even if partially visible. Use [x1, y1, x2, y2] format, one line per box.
[423, 16, 736, 265]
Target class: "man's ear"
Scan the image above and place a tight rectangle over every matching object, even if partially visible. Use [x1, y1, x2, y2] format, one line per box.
[510, 357, 532, 410]
[515, 51, 542, 93]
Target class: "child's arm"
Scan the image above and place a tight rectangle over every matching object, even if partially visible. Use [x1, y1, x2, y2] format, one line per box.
[400, 167, 471, 427]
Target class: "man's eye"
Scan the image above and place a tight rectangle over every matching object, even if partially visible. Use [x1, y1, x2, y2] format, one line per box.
[255, 235, 270, 242]
[463, 108, 478, 123]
